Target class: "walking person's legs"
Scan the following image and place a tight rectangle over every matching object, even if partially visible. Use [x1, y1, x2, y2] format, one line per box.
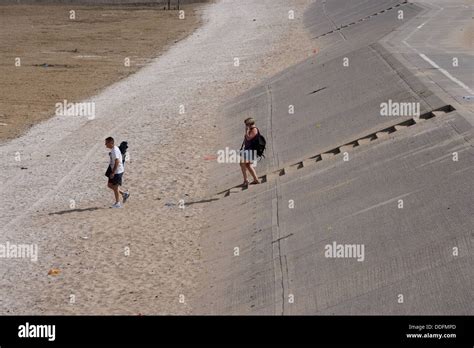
[112, 184, 120, 204]
[239, 162, 249, 185]
[108, 174, 126, 207]
[107, 182, 114, 193]
[246, 162, 260, 184]
[107, 181, 120, 203]
[107, 182, 121, 207]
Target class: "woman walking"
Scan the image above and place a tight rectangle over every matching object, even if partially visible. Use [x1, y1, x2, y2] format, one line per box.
[239, 117, 261, 186]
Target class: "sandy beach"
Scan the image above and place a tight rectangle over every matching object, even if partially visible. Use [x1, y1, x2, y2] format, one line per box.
[0, 3, 203, 142]
[0, 0, 314, 314]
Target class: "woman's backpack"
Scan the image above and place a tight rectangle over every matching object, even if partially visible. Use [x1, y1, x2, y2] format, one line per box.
[255, 130, 266, 158]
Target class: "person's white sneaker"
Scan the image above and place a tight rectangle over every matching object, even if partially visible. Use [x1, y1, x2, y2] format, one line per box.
[111, 202, 123, 209]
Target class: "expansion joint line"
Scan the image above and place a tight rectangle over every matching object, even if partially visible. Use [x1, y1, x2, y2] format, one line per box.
[266, 84, 286, 315]
[275, 187, 285, 315]
[266, 84, 277, 169]
[369, 43, 424, 105]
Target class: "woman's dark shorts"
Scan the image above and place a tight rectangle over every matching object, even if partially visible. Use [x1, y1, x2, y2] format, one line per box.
[108, 173, 123, 186]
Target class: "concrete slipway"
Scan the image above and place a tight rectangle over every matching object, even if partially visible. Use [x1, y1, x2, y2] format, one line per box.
[196, 0, 473, 314]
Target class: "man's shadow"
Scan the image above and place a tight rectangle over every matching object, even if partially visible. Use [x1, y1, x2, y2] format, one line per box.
[48, 207, 103, 216]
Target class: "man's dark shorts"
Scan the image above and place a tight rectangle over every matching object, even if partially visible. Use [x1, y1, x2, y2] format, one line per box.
[108, 173, 123, 186]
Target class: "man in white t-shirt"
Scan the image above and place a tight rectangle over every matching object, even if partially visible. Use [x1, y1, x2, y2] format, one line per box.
[105, 137, 129, 208]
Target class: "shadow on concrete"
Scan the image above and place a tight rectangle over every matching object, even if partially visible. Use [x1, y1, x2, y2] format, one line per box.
[185, 198, 220, 206]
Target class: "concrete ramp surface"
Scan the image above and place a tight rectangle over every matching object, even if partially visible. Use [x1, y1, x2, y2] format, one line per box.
[197, 0, 473, 314]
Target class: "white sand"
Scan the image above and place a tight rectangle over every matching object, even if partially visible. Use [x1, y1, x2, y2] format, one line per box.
[0, 0, 314, 314]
